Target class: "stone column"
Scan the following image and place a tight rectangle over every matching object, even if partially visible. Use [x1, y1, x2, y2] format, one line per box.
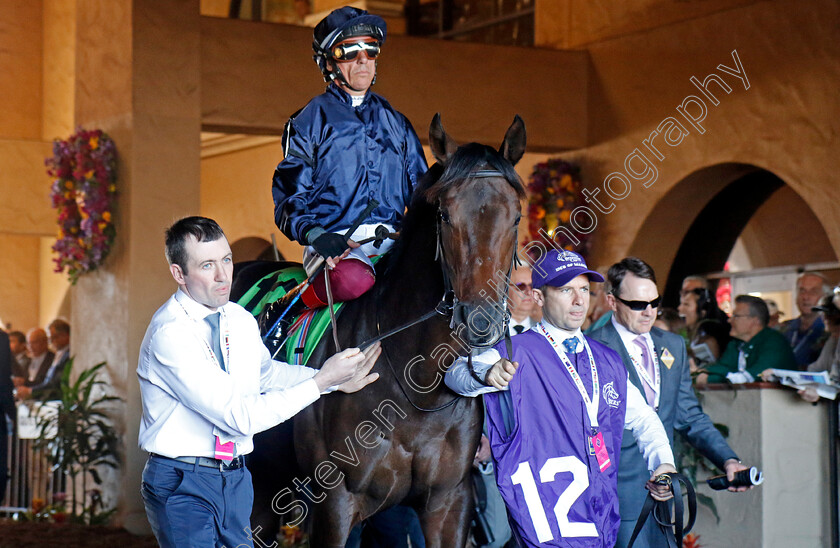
[73, 0, 201, 532]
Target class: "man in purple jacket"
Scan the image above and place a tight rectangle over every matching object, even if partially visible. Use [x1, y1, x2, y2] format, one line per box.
[446, 250, 676, 547]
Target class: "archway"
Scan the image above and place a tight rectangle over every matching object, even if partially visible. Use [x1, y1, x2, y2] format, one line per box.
[628, 163, 837, 307]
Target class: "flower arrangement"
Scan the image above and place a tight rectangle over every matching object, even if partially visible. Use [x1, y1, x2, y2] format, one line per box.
[45, 128, 117, 284]
[526, 158, 593, 258]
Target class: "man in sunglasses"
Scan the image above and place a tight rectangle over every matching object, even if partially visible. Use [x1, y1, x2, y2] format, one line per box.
[445, 250, 677, 547]
[589, 257, 752, 548]
[270, 6, 427, 324]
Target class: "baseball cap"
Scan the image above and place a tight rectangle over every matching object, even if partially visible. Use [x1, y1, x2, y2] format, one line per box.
[532, 249, 604, 289]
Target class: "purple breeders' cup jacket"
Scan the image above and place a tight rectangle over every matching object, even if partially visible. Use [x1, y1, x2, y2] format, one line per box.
[484, 330, 628, 547]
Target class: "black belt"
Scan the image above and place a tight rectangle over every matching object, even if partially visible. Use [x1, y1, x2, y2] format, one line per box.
[151, 453, 245, 471]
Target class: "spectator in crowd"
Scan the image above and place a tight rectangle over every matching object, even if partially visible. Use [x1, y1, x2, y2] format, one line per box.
[779, 272, 831, 369]
[15, 319, 71, 401]
[508, 264, 536, 335]
[445, 250, 676, 547]
[653, 307, 683, 333]
[584, 269, 612, 333]
[8, 330, 29, 377]
[680, 275, 708, 297]
[0, 330, 15, 504]
[698, 295, 796, 384]
[798, 292, 840, 403]
[13, 328, 54, 391]
[765, 299, 783, 329]
[678, 287, 731, 365]
[589, 257, 750, 547]
[137, 216, 380, 547]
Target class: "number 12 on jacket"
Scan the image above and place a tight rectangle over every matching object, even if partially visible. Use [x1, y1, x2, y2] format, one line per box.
[510, 456, 598, 542]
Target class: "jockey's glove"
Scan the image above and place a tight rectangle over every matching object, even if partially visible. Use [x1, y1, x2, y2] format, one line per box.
[311, 231, 349, 259]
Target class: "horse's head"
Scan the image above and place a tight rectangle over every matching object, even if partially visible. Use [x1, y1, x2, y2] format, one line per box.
[425, 114, 527, 348]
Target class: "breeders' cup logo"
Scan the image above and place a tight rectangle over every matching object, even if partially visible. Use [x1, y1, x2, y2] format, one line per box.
[602, 382, 621, 408]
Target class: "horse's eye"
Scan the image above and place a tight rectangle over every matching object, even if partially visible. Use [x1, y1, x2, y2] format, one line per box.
[513, 215, 521, 227]
[440, 210, 451, 225]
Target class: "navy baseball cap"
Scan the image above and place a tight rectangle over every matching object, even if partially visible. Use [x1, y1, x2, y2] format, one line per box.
[532, 250, 604, 289]
[313, 6, 387, 53]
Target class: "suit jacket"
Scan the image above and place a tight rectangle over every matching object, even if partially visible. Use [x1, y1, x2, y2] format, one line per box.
[589, 323, 738, 523]
[0, 331, 16, 420]
[23, 351, 55, 387]
[30, 348, 70, 400]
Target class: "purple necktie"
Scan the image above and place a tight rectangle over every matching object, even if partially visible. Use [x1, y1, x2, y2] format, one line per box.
[633, 335, 656, 406]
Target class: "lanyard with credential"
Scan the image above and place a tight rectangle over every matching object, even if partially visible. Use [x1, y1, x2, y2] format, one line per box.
[628, 341, 661, 409]
[538, 322, 600, 432]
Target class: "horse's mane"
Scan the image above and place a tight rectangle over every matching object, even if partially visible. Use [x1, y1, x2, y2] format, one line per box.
[425, 142, 526, 203]
[376, 143, 524, 279]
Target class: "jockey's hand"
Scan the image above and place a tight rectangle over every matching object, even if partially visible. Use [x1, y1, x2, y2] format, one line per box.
[312, 232, 350, 264]
[485, 358, 518, 389]
[646, 463, 678, 502]
[324, 239, 361, 269]
[337, 342, 381, 393]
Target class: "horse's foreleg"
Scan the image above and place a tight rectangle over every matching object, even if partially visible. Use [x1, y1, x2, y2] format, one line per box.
[417, 486, 474, 548]
[306, 489, 359, 548]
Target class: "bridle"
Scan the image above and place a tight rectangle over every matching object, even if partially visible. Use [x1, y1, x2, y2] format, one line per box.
[359, 166, 521, 412]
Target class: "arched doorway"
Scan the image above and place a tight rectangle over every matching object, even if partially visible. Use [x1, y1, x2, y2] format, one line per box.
[628, 163, 837, 307]
[230, 236, 284, 262]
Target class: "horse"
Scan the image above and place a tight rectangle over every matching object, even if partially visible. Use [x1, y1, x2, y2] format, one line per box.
[241, 114, 526, 547]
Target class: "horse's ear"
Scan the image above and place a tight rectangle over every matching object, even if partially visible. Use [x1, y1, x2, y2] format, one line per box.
[499, 115, 526, 166]
[429, 113, 458, 164]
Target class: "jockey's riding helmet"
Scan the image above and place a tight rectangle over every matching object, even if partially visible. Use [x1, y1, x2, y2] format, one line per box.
[312, 6, 387, 89]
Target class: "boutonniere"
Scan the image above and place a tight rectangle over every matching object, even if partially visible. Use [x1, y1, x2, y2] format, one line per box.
[660, 347, 675, 369]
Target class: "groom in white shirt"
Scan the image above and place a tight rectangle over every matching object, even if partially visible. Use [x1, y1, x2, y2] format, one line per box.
[137, 216, 380, 548]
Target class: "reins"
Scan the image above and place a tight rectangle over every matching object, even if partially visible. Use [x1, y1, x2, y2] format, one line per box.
[353, 167, 520, 412]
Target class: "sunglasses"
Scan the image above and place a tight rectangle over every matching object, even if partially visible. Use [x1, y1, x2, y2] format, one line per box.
[514, 282, 533, 292]
[332, 40, 381, 62]
[614, 295, 661, 311]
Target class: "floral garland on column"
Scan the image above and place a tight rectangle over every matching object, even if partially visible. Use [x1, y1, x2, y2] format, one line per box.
[526, 158, 594, 259]
[45, 128, 118, 284]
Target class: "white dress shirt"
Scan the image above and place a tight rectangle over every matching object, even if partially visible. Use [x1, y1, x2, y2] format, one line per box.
[610, 316, 660, 407]
[508, 316, 533, 337]
[445, 321, 674, 471]
[28, 352, 48, 382]
[137, 289, 323, 459]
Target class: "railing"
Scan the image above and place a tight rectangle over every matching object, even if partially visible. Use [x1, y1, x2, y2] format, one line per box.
[1, 405, 64, 516]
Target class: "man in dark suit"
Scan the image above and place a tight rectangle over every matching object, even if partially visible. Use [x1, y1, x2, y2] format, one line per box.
[0, 330, 16, 503]
[15, 320, 70, 401]
[589, 257, 752, 548]
[13, 328, 54, 391]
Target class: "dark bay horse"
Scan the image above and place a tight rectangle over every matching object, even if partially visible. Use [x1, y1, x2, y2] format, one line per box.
[245, 114, 526, 547]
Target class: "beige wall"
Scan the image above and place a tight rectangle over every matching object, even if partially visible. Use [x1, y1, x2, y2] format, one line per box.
[542, 0, 840, 283]
[0, 1, 42, 139]
[199, 16, 590, 151]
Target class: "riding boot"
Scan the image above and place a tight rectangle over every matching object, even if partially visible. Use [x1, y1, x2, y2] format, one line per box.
[259, 283, 309, 343]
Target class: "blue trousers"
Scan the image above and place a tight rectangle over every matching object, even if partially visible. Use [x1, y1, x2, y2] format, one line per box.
[141, 455, 254, 548]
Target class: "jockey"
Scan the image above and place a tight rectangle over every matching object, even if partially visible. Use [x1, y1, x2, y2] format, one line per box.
[271, 5, 428, 327]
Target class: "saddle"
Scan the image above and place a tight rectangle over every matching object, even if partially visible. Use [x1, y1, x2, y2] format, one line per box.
[234, 256, 385, 366]
[234, 263, 346, 366]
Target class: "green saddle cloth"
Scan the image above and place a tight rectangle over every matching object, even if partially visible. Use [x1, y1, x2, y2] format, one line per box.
[236, 257, 383, 366]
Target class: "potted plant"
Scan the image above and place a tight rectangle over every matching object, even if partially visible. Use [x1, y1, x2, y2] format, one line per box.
[34, 358, 121, 524]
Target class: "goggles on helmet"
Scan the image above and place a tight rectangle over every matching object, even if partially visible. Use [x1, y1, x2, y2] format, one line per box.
[331, 39, 381, 62]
